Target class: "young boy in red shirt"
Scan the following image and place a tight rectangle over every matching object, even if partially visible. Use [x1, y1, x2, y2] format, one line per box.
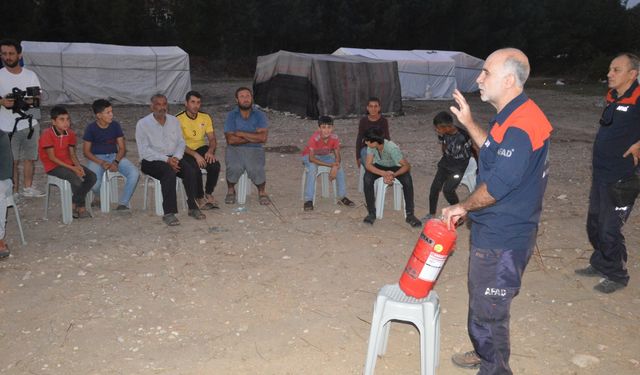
[302, 116, 354, 211]
[39, 106, 96, 218]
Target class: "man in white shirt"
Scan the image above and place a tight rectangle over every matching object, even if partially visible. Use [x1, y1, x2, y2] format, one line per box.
[0, 39, 45, 198]
[136, 94, 204, 226]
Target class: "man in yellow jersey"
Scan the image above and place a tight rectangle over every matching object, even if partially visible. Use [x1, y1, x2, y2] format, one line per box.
[176, 91, 221, 209]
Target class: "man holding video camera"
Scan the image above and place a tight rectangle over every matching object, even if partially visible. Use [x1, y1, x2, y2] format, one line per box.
[0, 38, 45, 198]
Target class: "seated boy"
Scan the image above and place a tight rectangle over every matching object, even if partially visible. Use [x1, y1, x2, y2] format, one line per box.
[83, 99, 140, 211]
[362, 128, 421, 227]
[425, 111, 474, 220]
[302, 116, 354, 211]
[39, 106, 97, 218]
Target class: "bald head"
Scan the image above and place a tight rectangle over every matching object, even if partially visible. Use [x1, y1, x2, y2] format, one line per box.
[489, 48, 530, 88]
[477, 48, 530, 111]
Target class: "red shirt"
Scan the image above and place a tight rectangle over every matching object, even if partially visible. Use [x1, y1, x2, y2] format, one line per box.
[302, 131, 340, 156]
[39, 126, 77, 172]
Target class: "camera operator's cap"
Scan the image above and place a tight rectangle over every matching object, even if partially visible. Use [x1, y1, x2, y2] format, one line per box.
[318, 115, 333, 125]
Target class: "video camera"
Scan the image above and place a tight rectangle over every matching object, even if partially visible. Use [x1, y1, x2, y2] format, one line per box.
[2, 86, 42, 139]
[4, 86, 41, 120]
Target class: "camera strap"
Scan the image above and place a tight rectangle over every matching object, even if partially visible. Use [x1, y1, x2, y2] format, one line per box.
[9, 112, 34, 140]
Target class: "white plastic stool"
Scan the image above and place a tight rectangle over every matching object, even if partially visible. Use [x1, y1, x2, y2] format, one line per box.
[237, 171, 251, 205]
[44, 175, 92, 224]
[358, 164, 366, 193]
[87, 171, 125, 213]
[300, 165, 337, 205]
[142, 174, 187, 216]
[374, 177, 404, 219]
[460, 158, 477, 193]
[364, 283, 440, 375]
[6, 194, 26, 245]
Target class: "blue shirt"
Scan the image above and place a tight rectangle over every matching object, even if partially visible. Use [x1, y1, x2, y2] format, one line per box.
[469, 93, 553, 250]
[83, 121, 124, 155]
[223, 106, 268, 148]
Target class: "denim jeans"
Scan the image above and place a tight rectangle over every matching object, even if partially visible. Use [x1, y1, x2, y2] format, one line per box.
[302, 155, 346, 202]
[87, 154, 140, 207]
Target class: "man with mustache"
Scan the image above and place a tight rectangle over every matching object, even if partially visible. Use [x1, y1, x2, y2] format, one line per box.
[136, 94, 205, 226]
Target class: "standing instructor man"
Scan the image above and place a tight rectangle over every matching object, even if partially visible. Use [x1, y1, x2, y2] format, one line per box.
[442, 48, 553, 374]
[575, 53, 640, 293]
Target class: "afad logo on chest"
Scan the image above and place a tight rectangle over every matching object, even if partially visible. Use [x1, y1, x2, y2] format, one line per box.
[616, 105, 629, 112]
[497, 148, 514, 157]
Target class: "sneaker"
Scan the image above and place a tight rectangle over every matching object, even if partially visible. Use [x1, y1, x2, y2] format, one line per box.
[594, 278, 626, 294]
[575, 265, 603, 277]
[22, 186, 45, 197]
[303, 201, 314, 211]
[406, 214, 423, 228]
[115, 204, 130, 211]
[451, 350, 481, 369]
[338, 197, 355, 207]
[363, 213, 376, 225]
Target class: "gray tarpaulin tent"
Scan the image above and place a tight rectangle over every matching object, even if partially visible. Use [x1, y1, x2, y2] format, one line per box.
[253, 50, 402, 118]
[21, 41, 191, 105]
[333, 48, 484, 99]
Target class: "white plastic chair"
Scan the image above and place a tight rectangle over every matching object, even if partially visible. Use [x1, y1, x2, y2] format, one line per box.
[142, 174, 187, 216]
[237, 171, 251, 205]
[87, 171, 124, 213]
[460, 158, 477, 193]
[6, 193, 26, 245]
[358, 164, 366, 193]
[300, 165, 337, 205]
[374, 177, 404, 219]
[44, 175, 92, 224]
[364, 283, 440, 375]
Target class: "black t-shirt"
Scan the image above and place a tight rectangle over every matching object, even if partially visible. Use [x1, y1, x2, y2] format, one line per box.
[437, 126, 472, 171]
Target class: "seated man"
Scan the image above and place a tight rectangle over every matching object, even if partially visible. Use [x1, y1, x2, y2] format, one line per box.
[39, 106, 97, 219]
[0, 130, 12, 258]
[362, 128, 422, 227]
[83, 99, 140, 211]
[176, 90, 221, 209]
[135, 94, 204, 226]
[224, 87, 269, 205]
[301, 115, 355, 211]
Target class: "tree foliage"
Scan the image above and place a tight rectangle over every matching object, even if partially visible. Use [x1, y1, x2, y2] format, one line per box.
[1, 0, 637, 76]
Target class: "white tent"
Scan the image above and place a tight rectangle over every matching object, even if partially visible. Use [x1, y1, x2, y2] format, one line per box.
[333, 48, 483, 99]
[21, 41, 191, 105]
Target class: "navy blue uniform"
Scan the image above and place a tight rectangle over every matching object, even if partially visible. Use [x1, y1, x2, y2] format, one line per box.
[468, 93, 552, 375]
[587, 81, 640, 286]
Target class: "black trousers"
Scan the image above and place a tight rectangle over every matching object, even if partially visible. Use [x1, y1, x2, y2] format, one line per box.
[428, 165, 464, 215]
[182, 146, 221, 197]
[141, 159, 199, 214]
[363, 164, 415, 216]
[586, 180, 632, 285]
[48, 166, 97, 206]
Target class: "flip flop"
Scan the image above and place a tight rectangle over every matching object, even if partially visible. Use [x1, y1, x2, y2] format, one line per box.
[225, 193, 236, 204]
[259, 195, 271, 205]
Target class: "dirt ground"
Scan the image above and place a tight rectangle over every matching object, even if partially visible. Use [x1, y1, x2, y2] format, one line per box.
[0, 77, 639, 375]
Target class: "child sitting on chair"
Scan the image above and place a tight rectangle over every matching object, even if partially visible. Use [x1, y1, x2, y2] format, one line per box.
[301, 116, 355, 211]
[39, 105, 97, 218]
[425, 111, 474, 221]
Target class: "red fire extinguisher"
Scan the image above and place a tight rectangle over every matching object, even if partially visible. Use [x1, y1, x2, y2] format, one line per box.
[399, 219, 457, 298]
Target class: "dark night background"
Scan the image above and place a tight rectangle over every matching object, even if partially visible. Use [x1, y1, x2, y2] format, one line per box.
[2, 0, 639, 78]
